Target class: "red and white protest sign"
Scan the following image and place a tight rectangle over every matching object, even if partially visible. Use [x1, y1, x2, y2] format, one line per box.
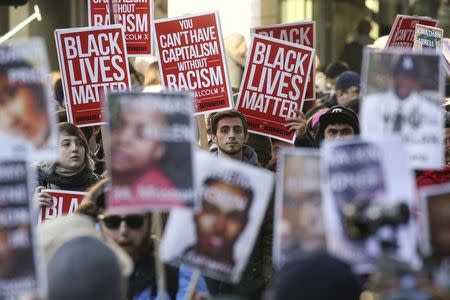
[253, 21, 315, 101]
[88, 0, 153, 56]
[385, 15, 437, 49]
[38, 190, 87, 224]
[55, 25, 131, 127]
[153, 12, 233, 115]
[236, 34, 314, 143]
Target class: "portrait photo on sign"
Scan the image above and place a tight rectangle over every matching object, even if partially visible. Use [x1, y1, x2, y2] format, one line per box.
[161, 151, 274, 283]
[0, 38, 57, 160]
[274, 148, 326, 268]
[0, 159, 46, 298]
[360, 48, 444, 169]
[419, 183, 450, 260]
[321, 137, 419, 274]
[106, 92, 196, 212]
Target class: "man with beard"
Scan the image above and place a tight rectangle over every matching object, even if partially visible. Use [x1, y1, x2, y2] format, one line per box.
[99, 212, 180, 299]
[210, 110, 259, 167]
[208, 110, 273, 299]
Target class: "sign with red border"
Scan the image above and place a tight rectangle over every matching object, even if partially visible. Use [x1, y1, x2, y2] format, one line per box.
[38, 190, 87, 224]
[385, 15, 437, 49]
[253, 20, 315, 101]
[153, 12, 233, 115]
[88, 0, 154, 56]
[236, 34, 314, 143]
[55, 25, 131, 127]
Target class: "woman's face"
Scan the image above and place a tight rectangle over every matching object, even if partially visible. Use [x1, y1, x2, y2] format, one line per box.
[111, 108, 166, 175]
[58, 132, 86, 170]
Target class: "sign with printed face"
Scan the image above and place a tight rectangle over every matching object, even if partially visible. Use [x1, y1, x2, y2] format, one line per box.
[274, 148, 325, 268]
[0, 159, 45, 298]
[412, 24, 443, 52]
[361, 48, 444, 169]
[106, 92, 196, 212]
[38, 190, 87, 224]
[153, 12, 233, 115]
[236, 34, 314, 143]
[0, 38, 58, 161]
[253, 20, 315, 101]
[88, 0, 154, 56]
[385, 15, 437, 49]
[321, 137, 419, 274]
[419, 183, 450, 259]
[55, 25, 131, 127]
[161, 151, 274, 283]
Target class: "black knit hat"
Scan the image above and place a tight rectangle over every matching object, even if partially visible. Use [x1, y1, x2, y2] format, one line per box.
[271, 252, 362, 300]
[47, 236, 125, 300]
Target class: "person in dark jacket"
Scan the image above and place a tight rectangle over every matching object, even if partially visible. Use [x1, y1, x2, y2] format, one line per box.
[34, 122, 100, 207]
[268, 252, 362, 300]
[208, 110, 273, 299]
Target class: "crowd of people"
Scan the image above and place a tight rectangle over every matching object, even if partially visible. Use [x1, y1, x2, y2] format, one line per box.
[1, 7, 450, 300]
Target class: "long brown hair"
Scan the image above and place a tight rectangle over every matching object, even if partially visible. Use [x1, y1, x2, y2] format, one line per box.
[58, 122, 94, 170]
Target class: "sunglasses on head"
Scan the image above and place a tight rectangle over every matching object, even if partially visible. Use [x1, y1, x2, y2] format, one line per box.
[100, 214, 146, 229]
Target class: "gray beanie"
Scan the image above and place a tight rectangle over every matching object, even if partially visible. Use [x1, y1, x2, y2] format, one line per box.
[47, 236, 125, 300]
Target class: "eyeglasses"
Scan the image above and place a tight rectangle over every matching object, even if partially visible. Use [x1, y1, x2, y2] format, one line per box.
[99, 214, 146, 230]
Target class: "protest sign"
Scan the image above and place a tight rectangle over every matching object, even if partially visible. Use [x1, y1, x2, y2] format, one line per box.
[236, 34, 314, 143]
[106, 92, 196, 212]
[88, 0, 154, 56]
[55, 25, 131, 127]
[0, 159, 45, 298]
[321, 137, 419, 274]
[161, 150, 274, 282]
[273, 148, 325, 268]
[0, 38, 58, 160]
[153, 12, 233, 115]
[361, 48, 444, 169]
[38, 190, 87, 224]
[385, 15, 437, 49]
[419, 183, 450, 259]
[253, 20, 315, 101]
[443, 38, 450, 76]
[412, 24, 443, 52]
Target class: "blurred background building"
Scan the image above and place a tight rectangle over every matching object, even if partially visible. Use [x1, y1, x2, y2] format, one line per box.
[0, 0, 449, 71]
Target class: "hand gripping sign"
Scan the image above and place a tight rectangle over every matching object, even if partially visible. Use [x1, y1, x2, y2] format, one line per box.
[236, 34, 314, 143]
[153, 12, 233, 115]
[55, 25, 131, 127]
[253, 20, 315, 101]
[88, 0, 154, 56]
[38, 190, 87, 224]
[385, 15, 437, 49]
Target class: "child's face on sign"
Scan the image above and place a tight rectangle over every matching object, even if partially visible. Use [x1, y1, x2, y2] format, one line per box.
[0, 76, 49, 147]
[111, 107, 167, 175]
